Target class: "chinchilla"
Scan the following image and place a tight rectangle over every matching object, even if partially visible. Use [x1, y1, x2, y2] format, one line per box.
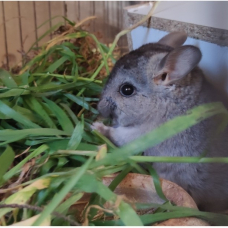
[92, 32, 228, 212]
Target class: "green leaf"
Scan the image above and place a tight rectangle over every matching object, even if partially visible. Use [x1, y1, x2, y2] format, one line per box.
[146, 164, 167, 201]
[0, 68, 17, 88]
[3, 144, 49, 183]
[91, 102, 228, 168]
[27, 22, 63, 53]
[12, 214, 51, 226]
[77, 173, 143, 226]
[20, 71, 30, 86]
[43, 97, 74, 134]
[86, 165, 133, 221]
[23, 96, 57, 129]
[0, 128, 70, 142]
[0, 146, 15, 185]
[32, 156, 93, 226]
[0, 88, 30, 98]
[40, 159, 57, 175]
[64, 32, 88, 39]
[94, 202, 228, 226]
[65, 93, 99, 114]
[0, 135, 27, 146]
[0, 111, 9, 119]
[92, 129, 117, 149]
[108, 166, 133, 191]
[0, 100, 41, 129]
[55, 157, 69, 170]
[130, 156, 228, 164]
[0, 178, 50, 218]
[60, 103, 79, 125]
[62, 16, 75, 26]
[46, 56, 69, 73]
[136, 203, 228, 225]
[48, 140, 97, 153]
[55, 192, 83, 214]
[67, 118, 84, 150]
[13, 105, 43, 124]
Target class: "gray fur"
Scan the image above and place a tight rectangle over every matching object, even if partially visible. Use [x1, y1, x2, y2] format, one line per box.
[92, 32, 228, 212]
[158, 31, 187, 48]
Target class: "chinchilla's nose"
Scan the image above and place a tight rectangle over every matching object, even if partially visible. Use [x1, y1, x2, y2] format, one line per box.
[97, 97, 111, 118]
[97, 96, 117, 118]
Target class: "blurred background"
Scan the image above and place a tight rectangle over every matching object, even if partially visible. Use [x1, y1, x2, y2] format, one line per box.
[0, 1, 140, 69]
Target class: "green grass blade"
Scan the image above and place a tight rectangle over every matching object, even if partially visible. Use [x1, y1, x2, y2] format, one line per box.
[0, 88, 30, 98]
[89, 34, 109, 74]
[31, 81, 77, 93]
[55, 192, 83, 214]
[65, 93, 98, 114]
[139, 210, 227, 226]
[87, 165, 133, 222]
[37, 16, 63, 30]
[43, 97, 74, 134]
[91, 102, 228, 168]
[60, 103, 79, 125]
[85, 165, 132, 220]
[67, 117, 84, 150]
[94, 202, 228, 226]
[0, 135, 27, 146]
[0, 178, 50, 218]
[32, 156, 93, 226]
[3, 144, 49, 184]
[23, 96, 57, 129]
[27, 22, 63, 53]
[146, 164, 167, 201]
[108, 165, 133, 191]
[64, 32, 88, 39]
[46, 56, 69, 73]
[0, 100, 41, 129]
[130, 156, 228, 163]
[0, 68, 17, 88]
[0, 146, 15, 185]
[62, 16, 75, 26]
[77, 173, 143, 226]
[0, 128, 70, 142]
[13, 105, 42, 124]
[92, 129, 117, 149]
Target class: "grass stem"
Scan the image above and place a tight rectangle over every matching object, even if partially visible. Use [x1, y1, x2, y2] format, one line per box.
[130, 156, 228, 163]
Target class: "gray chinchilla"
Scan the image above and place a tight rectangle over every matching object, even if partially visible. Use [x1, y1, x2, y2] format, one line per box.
[92, 32, 228, 212]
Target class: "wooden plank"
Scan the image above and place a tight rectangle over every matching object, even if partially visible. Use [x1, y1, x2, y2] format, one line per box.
[109, 1, 116, 39]
[34, 1, 51, 46]
[66, 1, 95, 31]
[79, 1, 91, 20]
[90, 1, 95, 32]
[93, 1, 104, 36]
[3, 1, 22, 67]
[50, 1, 65, 27]
[1, 0, 129, 68]
[19, 1, 36, 53]
[65, 1, 77, 23]
[0, 2, 7, 67]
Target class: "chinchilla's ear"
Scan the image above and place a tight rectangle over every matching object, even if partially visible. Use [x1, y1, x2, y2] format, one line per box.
[158, 31, 187, 48]
[153, 45, 202, 86]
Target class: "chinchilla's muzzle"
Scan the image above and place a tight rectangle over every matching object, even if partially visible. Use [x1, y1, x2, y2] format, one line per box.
[97, 96, 117, 118]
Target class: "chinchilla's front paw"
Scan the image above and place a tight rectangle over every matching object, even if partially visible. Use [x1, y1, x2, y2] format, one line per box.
[91, 121, 110, 136]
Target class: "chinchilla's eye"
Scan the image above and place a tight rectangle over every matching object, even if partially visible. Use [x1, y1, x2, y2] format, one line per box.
[120, 84, 135, 97]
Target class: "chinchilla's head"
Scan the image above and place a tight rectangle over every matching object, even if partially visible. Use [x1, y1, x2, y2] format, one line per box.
[98, 32, 202, 127]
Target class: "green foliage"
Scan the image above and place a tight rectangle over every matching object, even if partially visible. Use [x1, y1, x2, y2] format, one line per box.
[0, 16, 228, 226]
